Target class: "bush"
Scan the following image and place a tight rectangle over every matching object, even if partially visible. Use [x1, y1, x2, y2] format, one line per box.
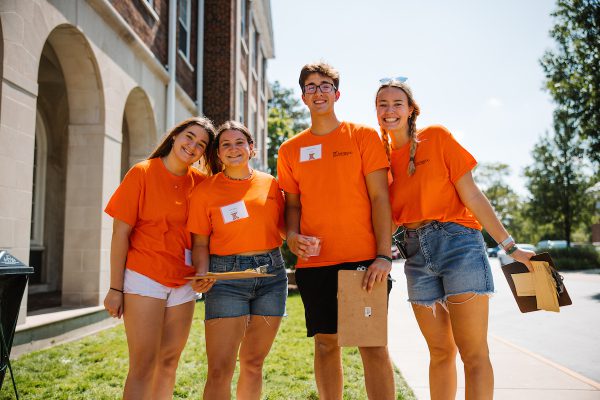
[545, 246, 600, 270]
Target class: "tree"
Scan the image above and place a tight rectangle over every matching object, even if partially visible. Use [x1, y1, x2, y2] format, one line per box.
[524, 111, 594, 246]
[473, 163, 523, 246]
[540, 0, 600, 166]
[267, 81, 309, 175]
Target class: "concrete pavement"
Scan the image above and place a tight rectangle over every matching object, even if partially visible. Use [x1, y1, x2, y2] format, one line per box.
[387, 262, 600, 399]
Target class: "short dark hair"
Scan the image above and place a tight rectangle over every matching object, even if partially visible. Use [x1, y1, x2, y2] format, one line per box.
[298, 62, 340, 92]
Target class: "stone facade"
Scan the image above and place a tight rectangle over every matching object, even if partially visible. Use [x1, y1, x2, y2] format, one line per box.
[0, 0, 274, 325]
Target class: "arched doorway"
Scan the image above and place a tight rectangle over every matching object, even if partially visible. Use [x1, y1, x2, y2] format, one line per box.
[28, 24, 105, 310]
[121, 87, 158, 177]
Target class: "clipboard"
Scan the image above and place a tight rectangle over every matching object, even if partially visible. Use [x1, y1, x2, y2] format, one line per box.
[501, 252, 572, 313]
[185, 271, 274, 281]
[337, 270, 387, 347]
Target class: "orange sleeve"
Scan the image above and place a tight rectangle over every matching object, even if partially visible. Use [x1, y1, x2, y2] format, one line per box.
[187, 186, 212, 236]
[441, 129, 477, 183]
[104, 165, 142, 227]
[359, 127, 390, 176]
[276, 144, 299, 194]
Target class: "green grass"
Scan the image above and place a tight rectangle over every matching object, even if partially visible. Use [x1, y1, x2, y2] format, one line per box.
[1, 293, 415, 399]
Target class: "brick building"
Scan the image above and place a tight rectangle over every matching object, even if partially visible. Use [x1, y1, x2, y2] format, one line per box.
[0, 0, 274, 327]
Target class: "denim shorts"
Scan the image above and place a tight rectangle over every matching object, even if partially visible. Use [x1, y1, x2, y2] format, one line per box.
[204, 248, 288, 320]
[403, 221, 494, 307]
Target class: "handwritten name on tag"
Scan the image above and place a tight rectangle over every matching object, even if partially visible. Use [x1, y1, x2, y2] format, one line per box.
[220, 200, 249, 224]
[300, 144, 322, 162]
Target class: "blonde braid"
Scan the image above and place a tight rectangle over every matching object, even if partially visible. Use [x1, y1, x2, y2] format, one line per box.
[381, 129, 391, 162]
[407, 114, 418, 176]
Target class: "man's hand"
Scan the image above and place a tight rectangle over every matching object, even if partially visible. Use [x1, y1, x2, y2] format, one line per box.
[362, 258, 392, 292]
[287, 231, 315, 261]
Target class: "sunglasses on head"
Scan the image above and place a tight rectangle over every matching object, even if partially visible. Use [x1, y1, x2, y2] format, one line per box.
[379, 76, 408, 85]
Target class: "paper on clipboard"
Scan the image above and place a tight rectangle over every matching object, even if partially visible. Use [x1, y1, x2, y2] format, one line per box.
[186, 270, 274, 281]
[337, 270, 387, 347]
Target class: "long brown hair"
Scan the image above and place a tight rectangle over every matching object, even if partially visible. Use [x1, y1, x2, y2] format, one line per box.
[148, 116, 216, 168]
[375, 81, 421, 176]
[208, 120, 255, 175]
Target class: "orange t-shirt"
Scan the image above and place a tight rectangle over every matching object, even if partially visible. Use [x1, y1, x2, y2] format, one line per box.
[277, 121, 389, 268]
[389, 125, 481, 229]
[104, 158, 205, 287]
[187, 171, 284, 255]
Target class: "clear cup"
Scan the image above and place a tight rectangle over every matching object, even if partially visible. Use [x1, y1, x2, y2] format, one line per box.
[306, 236, 322, 257]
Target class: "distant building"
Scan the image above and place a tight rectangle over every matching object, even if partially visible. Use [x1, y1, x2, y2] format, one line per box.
[0, 0, 274, 325]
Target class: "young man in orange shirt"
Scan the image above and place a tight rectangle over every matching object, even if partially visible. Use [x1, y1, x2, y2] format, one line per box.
[277, 62, 395, 399]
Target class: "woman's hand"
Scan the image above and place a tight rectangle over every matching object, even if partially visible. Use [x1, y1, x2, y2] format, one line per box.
[103, 289, 123, 319]
[286, 232, 313, 261]
[511, 247, 536, 272]
[191, 277, 216, 293]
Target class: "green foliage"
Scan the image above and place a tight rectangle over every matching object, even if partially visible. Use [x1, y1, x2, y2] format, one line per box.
[540, 0, 600, 165]
[473, 163, 522, 240]
[545, 246, 600, 270]
[281, 240, 298, 269]
[267, 81, 309, 176]
[524, 112, 594, 246]
[2, 295, 414, 399]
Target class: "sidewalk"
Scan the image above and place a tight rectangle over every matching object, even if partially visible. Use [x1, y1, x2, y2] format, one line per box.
[387, 262, 600, 400]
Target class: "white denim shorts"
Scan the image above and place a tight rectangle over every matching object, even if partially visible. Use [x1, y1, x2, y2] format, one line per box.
[123, 269, 196, 307]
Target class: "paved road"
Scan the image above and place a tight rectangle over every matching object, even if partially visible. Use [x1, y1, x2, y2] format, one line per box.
[488, 257, 600, 383]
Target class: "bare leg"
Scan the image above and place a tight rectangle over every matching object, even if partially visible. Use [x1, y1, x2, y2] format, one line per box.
[122, 294, 166, 400]
[236, 316, 282, 400]
[358, 345, 395, 399]
[313, 333, 343, 400]
[203, 316, 248, 400]
[447, 293, 493, 400]
[152, 300, 195, 399]
[412, 302, 458, 400]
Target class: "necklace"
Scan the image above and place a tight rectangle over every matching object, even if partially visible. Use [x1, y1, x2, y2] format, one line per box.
[224, 169, 253, 181]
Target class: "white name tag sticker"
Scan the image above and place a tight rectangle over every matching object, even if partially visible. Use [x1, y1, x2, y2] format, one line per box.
[184, 249, 192, 266]
[300, 144, 322, 162]
[220, 200, 249, 224]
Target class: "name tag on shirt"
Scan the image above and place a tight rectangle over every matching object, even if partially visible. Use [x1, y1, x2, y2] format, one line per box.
[184, 249, 192, 266]
[220, 200, 249, 224]
[300, 144, 322, 162]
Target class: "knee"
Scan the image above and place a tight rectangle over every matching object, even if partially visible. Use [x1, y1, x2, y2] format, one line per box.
[128, 355, 157, 381]
[458, 345, 490, 370]
[314, 335, 340, 357]
[360, 346, 391, 362]
[207, 361, 236, 382]
[428, 342, 457, 364]
[240, 354, 266, 375]
[159, 350, 183, 372]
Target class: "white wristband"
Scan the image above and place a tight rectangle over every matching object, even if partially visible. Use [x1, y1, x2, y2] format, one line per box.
[500, 235, 514, 249]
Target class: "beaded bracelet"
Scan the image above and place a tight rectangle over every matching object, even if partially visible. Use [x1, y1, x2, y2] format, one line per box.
[376, 254, 393, 263]
[506, 244, 519, 255]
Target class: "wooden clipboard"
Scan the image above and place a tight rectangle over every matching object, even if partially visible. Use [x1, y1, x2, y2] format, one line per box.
[501, 252, 572, 313]
[337, 270, 387, 347]
[185, 271, 274, 281]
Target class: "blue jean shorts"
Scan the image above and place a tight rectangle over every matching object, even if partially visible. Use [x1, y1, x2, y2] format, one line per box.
[403, 221, 494, 307]
[204, 248, 288, 320]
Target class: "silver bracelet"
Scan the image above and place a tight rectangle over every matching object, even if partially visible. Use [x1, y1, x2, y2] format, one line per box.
[500, 235, 514, 249]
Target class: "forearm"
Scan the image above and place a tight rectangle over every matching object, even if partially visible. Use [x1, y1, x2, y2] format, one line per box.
[462, 190, 509, 243]
[285, 203, 302, 236]
[109, 232, 129, 289]
[372, 196, 392, 256]
[192, 242, 210, 275]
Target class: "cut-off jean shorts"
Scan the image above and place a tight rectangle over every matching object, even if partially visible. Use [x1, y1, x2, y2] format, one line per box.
[403, 221, 494, 309]
[204, 248, 288, 320]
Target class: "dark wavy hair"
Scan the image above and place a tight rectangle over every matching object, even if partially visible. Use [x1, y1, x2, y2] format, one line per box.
[207, 120, 255, 175]
[148, 116, 216, 169]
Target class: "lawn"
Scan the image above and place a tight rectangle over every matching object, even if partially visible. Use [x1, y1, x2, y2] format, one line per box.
[1, 293, 415, 399]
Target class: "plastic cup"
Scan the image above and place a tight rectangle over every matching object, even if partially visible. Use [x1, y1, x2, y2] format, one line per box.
[306, 236, 322, 257]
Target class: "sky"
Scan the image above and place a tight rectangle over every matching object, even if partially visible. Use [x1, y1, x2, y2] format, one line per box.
[268, 0, 558, 195]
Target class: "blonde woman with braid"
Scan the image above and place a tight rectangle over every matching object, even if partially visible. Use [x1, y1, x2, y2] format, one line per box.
[376, 78, 535, 400]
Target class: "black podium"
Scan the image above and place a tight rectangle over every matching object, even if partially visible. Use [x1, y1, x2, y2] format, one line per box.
[0, 251, 33, 399]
